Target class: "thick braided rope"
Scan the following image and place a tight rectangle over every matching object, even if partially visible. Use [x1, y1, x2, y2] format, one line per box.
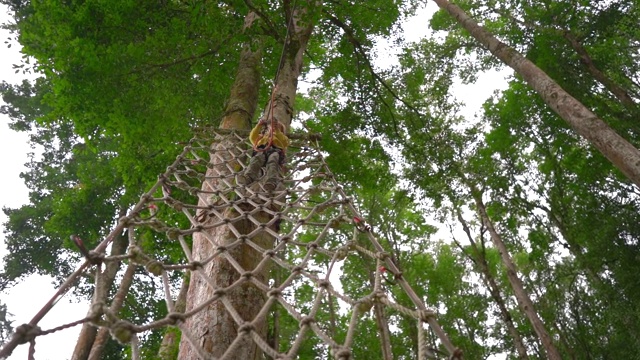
[0, 128, 461, 360]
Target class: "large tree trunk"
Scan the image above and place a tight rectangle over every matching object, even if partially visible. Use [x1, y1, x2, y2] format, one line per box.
[177, 40, 263, 360]
[469, 186, 563, 360]
[71, 228, 128, 360]
[455, 210, 530, 360]
[178, 4, 317, 359]
[432, 0, 640, 188]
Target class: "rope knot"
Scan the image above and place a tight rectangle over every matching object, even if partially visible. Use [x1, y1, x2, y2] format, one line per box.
[167, 312, 186, 325]
[145, 260, 164, 276]
[117, 215, 130, 226]
[71, 235, 103, 265]
[87, 250, 104, 265]
[87, 302, 106, 325]
[110, 320, 135, 344]
[355, 298, 373, 313]
[267, 289, 282, 297]
[299, 316, 315, 327]
[14, 324, 41, 345]
[418, 309, 436, 322]
[374, 291, 387, 302]
[238, 323, 254, 333]
[331, 347, 352, 359]
[335, 247, 349, 260]
[166, 228, 180, 240]
[127, 245, 145, 264]
[188, 261, 203, 270]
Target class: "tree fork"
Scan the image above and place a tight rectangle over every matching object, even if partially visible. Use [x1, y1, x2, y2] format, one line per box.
[432, 0, 640, 189]
[264, 2, 319, 131]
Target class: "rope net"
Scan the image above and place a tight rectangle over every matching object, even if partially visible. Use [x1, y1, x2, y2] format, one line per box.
[1, 128, 461, 359]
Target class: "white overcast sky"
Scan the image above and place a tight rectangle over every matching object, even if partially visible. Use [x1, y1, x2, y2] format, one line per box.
[0, 3, 509, 359]
[0, 4, 86, 360]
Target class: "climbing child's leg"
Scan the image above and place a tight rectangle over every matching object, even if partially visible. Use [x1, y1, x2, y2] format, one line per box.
[263, 151, 282, 191]
[237, 153, 265, 185]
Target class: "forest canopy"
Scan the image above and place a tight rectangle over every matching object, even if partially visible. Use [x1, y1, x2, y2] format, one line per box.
[1, 0, 640, 359]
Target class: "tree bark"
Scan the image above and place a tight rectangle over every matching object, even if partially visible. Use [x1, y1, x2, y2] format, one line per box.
[261, 3, 317, 131]
[469, 186, 563, 360]
[71, 229, 128, 360]
[364, 258, 394, 360]
[373, 297, 394, 360]
[177, 39, 264, 360]
[178, 4, 317, 359]
[432, 0, 640, 189]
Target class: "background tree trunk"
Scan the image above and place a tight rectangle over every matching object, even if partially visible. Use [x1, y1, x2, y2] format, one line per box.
[71, 228, 128, 360]
[470, 186, 563, 360]
[159, 273, 190, 360]
[87, 263, 136, 360]
[432, 0, 640, 188]
[456, 210, 530, 360]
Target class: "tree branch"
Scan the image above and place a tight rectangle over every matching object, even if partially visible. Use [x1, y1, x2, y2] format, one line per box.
[323, 11, 425, 129]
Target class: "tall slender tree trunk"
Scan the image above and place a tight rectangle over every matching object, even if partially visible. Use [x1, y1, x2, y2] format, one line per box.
[562, 31, 637, 110]
[373, 296, 394, 360]
[178, 4, 318, 359]
[365, 261, 393, 360]
[476, 256, 530, 360]
[468, 186, 563, 360]
[71, 228, 128, 360]
[432, 0, 640, 188]
[456, 210, 530, 360]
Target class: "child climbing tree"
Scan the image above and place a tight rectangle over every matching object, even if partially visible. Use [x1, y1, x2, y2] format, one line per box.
[176, 4, 317, 358]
